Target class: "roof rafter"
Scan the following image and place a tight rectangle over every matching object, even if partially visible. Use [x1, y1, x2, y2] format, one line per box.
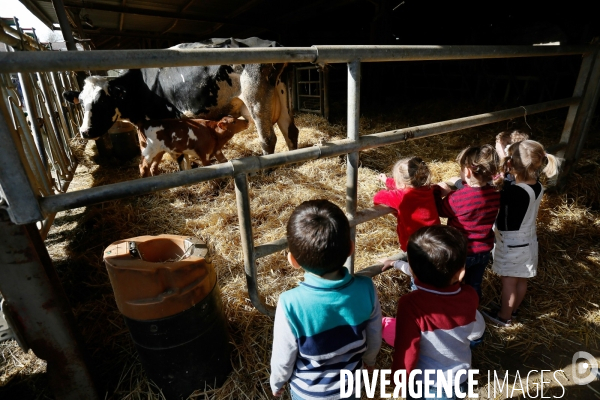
[17, 0, 56, 30]
[81, 27, 204, 41]
[59, 0, 263, 28]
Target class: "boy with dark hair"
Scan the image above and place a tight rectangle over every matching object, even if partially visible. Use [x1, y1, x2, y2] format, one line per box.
[390, 225, 485, 400]
[270, 199, 382, 400]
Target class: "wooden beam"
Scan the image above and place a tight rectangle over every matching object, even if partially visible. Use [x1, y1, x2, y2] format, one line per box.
[60, 0, 263, 28]
[202, 0, 266, 36]
[16, 0, 56, 30]
[278, 0, 359, 24]
[119, 0, 126, 32]
[106, 36, 138, 50]
[161, 0, 196, 35]
[82, 28, 199, 40]
[200, 0, 358, 40]
[93, 35, 118, 48]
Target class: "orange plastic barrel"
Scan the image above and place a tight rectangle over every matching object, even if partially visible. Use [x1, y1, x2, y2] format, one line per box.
[103, 234, 232, 399]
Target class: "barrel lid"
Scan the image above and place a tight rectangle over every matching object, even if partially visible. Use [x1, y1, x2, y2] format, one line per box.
[104, 234, 216, 320]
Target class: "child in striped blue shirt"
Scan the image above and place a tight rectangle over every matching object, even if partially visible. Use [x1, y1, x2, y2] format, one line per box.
[270, 199, 382, 400]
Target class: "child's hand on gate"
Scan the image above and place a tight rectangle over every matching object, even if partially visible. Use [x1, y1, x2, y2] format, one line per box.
[379, 258, 396, 272]
[437, 182, 453, 197]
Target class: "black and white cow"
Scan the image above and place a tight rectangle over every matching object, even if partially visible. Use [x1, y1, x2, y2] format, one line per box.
[63, 37, 299, 155]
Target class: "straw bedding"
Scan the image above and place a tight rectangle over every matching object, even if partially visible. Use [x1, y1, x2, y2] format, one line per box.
[1, 99, 599, 399]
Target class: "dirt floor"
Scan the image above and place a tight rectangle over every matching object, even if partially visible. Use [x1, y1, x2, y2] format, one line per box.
[1, 98, 600, 400]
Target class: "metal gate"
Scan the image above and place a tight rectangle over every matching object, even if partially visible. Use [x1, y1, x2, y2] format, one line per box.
[1, 44, 599, 398]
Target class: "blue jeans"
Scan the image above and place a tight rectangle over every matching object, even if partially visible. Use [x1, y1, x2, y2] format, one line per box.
[406, 380, 469, 400]
[464, 251, 491, 300]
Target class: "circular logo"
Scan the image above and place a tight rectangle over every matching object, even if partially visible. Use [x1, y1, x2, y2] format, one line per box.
[571, 351, 599, 385]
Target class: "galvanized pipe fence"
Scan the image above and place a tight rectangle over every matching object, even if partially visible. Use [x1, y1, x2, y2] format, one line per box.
[0, 25, 95, 399]
[0, 21, 82, 236]
[1, 44, 600, 397]
[0, 70, 81, 233]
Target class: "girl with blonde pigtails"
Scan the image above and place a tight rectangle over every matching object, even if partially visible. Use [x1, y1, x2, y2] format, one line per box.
[373, 156, 441, 254]
[482, 140, 560, 327]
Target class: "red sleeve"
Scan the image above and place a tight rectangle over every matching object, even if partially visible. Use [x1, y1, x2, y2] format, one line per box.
[385, 177, 397, 190]
[391, 297, 421, 376]
[373, 189, 402, 209]
[385, 178, 396, 190]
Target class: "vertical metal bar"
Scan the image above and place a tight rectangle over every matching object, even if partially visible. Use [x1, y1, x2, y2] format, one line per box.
[295, 67, 300, 112]
[557, 48, 600, 189]
[319, 67, 324, 117]
[19, 72, 48, 170]
[50, 0, 77, 52]
[31, 27, 42, 50]
[0, 209, 100, 400]
[288, 66, 296, 114]
[34, 85, 70, 181]
[12, 17, 25, 51]
[35, 76, 71, 177]
[47, 71, 77, 166]
[32, 89, 63, 191]
[345, 60, 360, 274]
[4, 92, 54, 196]
[50, 71, 75, 140]
[557, 53, 595, 154]
[232, 164, 275, 316]
[323, 66, 330, 122]
[60, 71, 82, 134]
[0, 103, 44, 227]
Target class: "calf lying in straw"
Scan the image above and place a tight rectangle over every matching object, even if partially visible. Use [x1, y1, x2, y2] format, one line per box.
[136, 116, 249, 177]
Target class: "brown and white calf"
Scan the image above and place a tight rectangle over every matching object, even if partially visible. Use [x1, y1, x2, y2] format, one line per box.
[137, 116, 249, 177]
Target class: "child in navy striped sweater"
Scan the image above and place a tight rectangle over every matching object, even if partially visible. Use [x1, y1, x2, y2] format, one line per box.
[434, 145, 501, 299]
[270, 200, 382, 400]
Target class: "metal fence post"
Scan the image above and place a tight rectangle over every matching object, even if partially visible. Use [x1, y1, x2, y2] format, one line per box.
[345, 60, 360, 274]
[557, 47, 600, 189]
[323, 66, 330, 121]
[557, 54, 594, 153]
[232, 160, 275, 316]
[0, 209, 100, 399]
[60, 71, 83, 134]
[18, 72, 47, 170]
[37, 72, 74, 175]
[0, 98, 44, 223]
[50, 71, 75, 140]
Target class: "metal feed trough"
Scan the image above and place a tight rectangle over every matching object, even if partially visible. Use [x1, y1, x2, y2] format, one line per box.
[0, 44, 599, 399]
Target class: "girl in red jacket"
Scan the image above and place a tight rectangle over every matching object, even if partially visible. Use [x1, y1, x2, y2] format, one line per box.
[373, 156, 441, 252]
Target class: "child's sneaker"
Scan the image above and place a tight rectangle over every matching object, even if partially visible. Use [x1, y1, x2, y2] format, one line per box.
[487, 302, 519, 319]
[481, 309, 512, 327]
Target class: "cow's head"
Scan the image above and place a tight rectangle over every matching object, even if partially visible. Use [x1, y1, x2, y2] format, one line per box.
[217, 116, 250, 134]
[63, 76, 127, 140]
